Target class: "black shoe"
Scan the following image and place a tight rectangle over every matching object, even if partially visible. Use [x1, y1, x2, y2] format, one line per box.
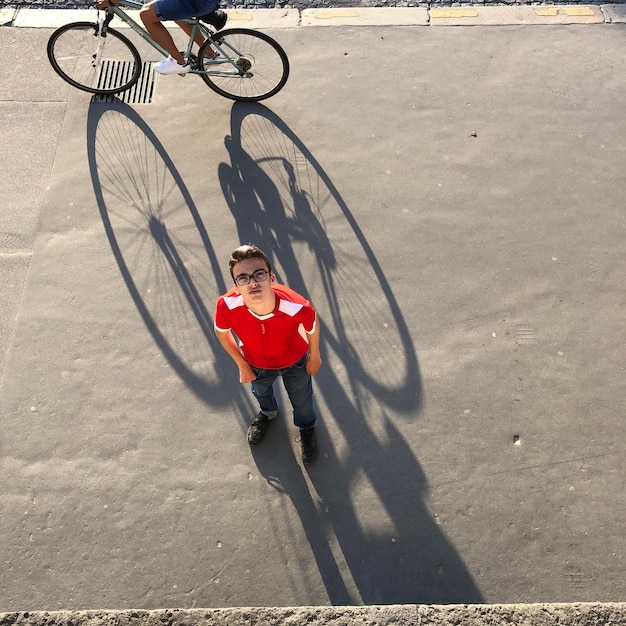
[299, 428, 318, 464]
[185, 52, 198, 69]
[247, 412, 273, 445]
[199, 8, 228, 31]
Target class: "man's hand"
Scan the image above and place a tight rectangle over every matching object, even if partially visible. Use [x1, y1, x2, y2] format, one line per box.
[239, 362, 257, 384]
[96, 0, 114, 8]
[306, 353, 322, 377]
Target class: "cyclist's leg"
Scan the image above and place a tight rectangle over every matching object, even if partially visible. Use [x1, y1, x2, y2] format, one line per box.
[177, 0, 220, 59]
[177, 20, 204, 48]
[140, 1, 185, 64]
[177, 20, 219, 59]
[176, 20, 217, 59]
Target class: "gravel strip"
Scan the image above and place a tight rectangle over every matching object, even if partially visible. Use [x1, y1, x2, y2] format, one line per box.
[2, 0, 625, 11]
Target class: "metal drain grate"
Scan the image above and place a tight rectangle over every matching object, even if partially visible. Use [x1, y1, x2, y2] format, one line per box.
[92, 61, 156, 104]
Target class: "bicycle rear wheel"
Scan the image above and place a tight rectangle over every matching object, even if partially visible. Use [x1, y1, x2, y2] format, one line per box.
[47, 22, 142, 95]
[198, 28, 289, 102]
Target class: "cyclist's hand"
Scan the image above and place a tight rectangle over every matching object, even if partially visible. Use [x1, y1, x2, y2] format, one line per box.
[96, 0, 114, 7]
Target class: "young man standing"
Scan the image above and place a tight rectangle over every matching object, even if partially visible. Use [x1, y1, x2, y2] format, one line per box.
[214, 245, 322, 464]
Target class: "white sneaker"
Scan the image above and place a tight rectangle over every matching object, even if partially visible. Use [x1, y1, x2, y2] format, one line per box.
[205, 50, 223, 62]
[154, 55, 190, 75]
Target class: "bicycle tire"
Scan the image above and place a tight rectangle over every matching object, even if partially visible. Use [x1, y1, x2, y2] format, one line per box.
[47, 21, 142, 95]
[198, 28, 289, 102]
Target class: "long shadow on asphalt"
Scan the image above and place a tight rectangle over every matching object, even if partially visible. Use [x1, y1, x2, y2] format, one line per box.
[86, 99, 248, 417]
[219, 103, 483, 605]
[85, 99, 483, 605]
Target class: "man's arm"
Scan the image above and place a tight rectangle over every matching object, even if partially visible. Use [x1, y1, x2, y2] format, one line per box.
[214, 328, 257, 384]
[305, 314, 322, 376]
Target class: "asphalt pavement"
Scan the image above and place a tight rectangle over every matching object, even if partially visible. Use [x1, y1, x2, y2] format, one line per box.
[1, 7, 625, 611]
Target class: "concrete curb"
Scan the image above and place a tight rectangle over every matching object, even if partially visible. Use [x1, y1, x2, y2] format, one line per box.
[429, 3, 605, 24]
[4, 4, 626, 26]
[301, 7, 429, 26]
[2, 605, 626, 626]
[602, 2, 626, 20]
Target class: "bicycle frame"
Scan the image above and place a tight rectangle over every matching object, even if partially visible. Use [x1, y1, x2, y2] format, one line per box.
[98, 0, 240, 77]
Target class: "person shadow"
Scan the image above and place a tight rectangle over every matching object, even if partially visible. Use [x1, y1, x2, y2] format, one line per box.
[218, 103, 484, 605]
[85, 98, 483, 605]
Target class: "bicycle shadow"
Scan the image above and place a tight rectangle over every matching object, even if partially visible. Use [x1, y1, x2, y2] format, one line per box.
[85, 98, 482, 605]
[85, 99, 248, 419]
[218, 103, 484, 604]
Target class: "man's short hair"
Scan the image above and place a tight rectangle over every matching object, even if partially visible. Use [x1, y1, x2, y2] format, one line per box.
[229, 244, 272, 278]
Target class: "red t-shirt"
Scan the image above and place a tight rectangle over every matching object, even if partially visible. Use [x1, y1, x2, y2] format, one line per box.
[214, 284, 317, 369]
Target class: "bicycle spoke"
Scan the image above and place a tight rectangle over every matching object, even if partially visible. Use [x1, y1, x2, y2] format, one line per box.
[48, 22, 141, 95]
[198, 28, 289, 102]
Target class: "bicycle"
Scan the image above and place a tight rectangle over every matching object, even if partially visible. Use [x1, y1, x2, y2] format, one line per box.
[46, 0, 290, 102]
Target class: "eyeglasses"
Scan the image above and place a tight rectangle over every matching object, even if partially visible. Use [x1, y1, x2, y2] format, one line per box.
[234, 269, 270, 286]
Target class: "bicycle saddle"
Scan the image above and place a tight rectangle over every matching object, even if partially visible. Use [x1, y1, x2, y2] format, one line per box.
[198, 9, 228, 30]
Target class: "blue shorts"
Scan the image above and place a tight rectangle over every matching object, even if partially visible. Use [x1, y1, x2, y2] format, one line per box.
[153, 0, 218, 21]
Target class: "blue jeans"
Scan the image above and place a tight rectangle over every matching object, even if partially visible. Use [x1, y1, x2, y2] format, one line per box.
[251, 353, 317, 430]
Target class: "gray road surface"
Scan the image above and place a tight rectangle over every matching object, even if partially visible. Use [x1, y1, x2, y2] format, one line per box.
[0, 13, 625, 611]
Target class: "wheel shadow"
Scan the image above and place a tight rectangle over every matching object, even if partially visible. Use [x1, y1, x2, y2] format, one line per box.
[218, 103, 484, 604]
[85, 99, 248, 418]
[85, 98, 483, 605]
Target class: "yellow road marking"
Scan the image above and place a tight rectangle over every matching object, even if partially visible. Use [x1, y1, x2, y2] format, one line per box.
[313, 10, 361, 19]
[228, 12, 253, 20]
[563, 6, 595, 15]
[430, 8, 479, 18]
[535, 7, 559, 15]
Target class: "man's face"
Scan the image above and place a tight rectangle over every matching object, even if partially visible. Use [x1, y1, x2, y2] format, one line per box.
[232, 258, 275, 308]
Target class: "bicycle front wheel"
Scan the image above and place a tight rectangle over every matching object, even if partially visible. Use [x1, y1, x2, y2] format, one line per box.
[47, 22, 142, 95]
[198, 28, 289, 102]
